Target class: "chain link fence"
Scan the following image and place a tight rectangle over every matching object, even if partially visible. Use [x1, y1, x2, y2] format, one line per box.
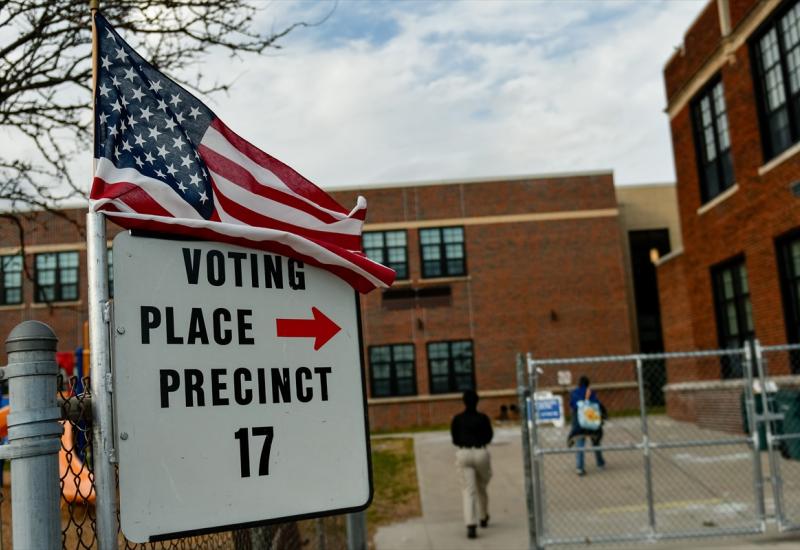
[522, 347, 773, 547]
[56, 374, 347, 550]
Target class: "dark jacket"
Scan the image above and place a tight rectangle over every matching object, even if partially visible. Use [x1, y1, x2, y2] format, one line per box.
[451, 406, 493, 448]
[567, 384, 605, 445]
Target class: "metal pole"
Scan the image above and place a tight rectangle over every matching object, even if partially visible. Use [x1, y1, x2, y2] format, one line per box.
[526, 353, 545, 550]
[517, 353, 536, 550]
[2, 321, 63, 549]
[753, 339, 785, 528]
[742, 344, 767, 527]
[636, 358, 657, 536]
[346, 511, 367, 550]
[87, 210, 118, 549]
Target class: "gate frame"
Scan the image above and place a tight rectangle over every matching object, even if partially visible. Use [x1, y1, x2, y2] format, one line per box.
[520, 344, 768, 548]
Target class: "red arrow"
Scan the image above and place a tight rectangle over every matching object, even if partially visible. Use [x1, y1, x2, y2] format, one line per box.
[276, 307, 341, 351]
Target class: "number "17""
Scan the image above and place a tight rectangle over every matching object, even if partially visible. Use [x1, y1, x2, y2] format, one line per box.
[234, 426, 274, 478]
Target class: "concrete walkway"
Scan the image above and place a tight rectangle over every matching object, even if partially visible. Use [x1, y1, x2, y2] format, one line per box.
[374, 424, 800, 550]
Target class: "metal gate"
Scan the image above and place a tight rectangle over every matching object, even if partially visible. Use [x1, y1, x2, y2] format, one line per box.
[516, 342, 800, 548]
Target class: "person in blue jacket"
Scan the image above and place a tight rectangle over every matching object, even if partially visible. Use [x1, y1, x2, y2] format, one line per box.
[568, 376, 606, 476]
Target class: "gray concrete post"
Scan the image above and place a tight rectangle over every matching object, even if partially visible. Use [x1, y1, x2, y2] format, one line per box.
[516, 353, 537, 550]
[2, 321, 63, 549]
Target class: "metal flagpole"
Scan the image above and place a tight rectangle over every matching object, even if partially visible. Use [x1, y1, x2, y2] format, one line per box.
[89, 1, 119, 548]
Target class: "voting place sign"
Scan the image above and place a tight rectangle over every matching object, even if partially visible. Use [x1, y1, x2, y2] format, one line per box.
[112, 233, 371, 542]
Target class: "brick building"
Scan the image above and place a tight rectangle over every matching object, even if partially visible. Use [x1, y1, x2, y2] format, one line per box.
[658, 0, 800, 421]
[0, 172, 677, 431]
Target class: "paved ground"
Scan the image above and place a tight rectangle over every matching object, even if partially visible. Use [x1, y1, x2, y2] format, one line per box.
[374, 418, 800, 550]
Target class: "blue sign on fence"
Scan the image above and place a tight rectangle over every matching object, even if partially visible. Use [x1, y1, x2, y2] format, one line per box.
[532, 393, 564, 426]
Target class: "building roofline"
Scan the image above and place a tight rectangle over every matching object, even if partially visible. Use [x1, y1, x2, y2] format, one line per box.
[325, 169, 615, 193]
[615, 181, 676, 189]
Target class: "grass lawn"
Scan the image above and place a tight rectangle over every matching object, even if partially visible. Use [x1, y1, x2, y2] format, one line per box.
[368, 437, 421, 546]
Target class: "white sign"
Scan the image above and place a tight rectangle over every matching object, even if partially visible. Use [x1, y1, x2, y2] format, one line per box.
[112, 233, 371, 542]
[557, 370, 572, 386]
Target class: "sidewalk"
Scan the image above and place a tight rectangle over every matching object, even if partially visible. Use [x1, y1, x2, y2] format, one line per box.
[373, 425, 800, 550]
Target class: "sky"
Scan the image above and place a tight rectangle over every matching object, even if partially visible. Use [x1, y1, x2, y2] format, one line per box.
[6, 0, 709, 198]
[186, 0, 707, 189]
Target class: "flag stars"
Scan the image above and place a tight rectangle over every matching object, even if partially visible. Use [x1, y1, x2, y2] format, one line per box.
[108, 125, 118, 138]
[101, 56, 113, 70]
[106, 28, 115, 40]
[199, 191, 209, 204]
[156, 144, 169, 159]
[177, 181, 188, 193]
[144, 151, 155, 164]
[119, 95, 129, 108]
[121, 139, 132, 152]
[188, 106, 202, 120]
[98, 112, 109, 125]
[170, 94, 182, 107]
[172, 136, 185, 150]
[114, 46, 128, 61]
[127, 115, 137, 129]
[111, 75, 121, 88]
[175, 112, 185, 124]
[133, 133, 146, 147]
[134, 155, 144, 168]
[165, 163, 178, 177]
[189, 172, 202, 187]
[155, 168, 166, 178]
[164, 118, 177, 131]
[148, 79, 163, 93]
[131, 87, 145, 101]
[110, 99, 122, 113]
[123, 67, 137, 82]
[139, 106, 153, 122]
[180, 154, 192, 169]
[98, 83, 111, 98]
[157, 99, 168, 112]
[148, 126, 162, 140]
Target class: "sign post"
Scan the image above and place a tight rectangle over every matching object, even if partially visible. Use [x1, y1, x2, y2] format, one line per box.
[112, 233, 372, 542]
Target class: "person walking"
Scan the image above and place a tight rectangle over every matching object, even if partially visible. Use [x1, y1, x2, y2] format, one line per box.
[568, 376, 606, 476]
[450, 389, 493, 539]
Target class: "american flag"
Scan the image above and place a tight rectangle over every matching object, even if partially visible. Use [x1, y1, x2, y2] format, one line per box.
[90, 13, 395, 293]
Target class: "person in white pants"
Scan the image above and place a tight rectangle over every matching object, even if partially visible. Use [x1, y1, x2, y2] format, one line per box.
[451, 390, 494, 539]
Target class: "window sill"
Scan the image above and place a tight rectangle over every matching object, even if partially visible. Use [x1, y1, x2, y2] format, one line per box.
[0, 303, 24, 311]
[367, 388, 517, 406]
[758, 141, 800, 176]
[30, 300, 82, 309]
[415, 275, 471, 286]
[697, 183, 739, 215]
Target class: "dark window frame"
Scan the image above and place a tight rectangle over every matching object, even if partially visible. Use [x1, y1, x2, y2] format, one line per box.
[691, 76, 735, 203]
[368, 343, 417, 398]
[427, 339, 475, 394]
[777, 229, 800, 342]
[419, 226, 467, 279]
[751, 0, 800, 160]
[34, 251, 80, 303]
[363, 230, 409, 280]
[0, 254, 23, 305]
[711, 256, 755, 378]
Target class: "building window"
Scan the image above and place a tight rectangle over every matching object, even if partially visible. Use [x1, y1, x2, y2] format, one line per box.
[363, 230, 408, 280]
[427, 340, 474, 394]
[712, 258, 754, 378]
[692, 78, 734, 202]
[35, 251, 79, 302]
[778, 232, 800, 340]
[369, 344, 416, 397]
[419, 226, 466, 278]
[0, 255, 22, 305]
[753, 0, 800, 160]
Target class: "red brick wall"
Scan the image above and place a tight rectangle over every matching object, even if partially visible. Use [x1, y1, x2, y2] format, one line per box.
[1, 172, 636, 431]
[659, 0, 800, 379]
[664, 1, 722, 101]
[729, 0, 761, 30]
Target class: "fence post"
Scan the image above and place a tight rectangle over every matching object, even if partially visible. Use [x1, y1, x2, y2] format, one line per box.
[635, 357, 656, 537]
[742, 343, 767, 527]
[2, 321, 63, 549]
[753, 339, 785, 528]
[346, 511, 367, 550]
[516, 353, 536, 550]
[526, 352, 546, 550]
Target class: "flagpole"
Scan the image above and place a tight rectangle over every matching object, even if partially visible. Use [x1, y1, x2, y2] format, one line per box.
[88, 2, 119, 549]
